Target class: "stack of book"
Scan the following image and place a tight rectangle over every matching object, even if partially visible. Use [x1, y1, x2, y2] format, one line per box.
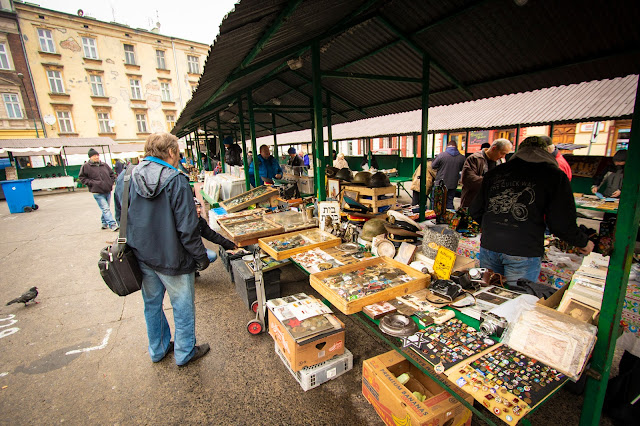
[557, 252, 609, 322]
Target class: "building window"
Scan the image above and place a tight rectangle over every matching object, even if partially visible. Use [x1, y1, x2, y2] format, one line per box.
[90, 74, 104, 97]
[123, 44, 136, 65]
[156, 50, 166, 69]
[56, 110, 74, 133]
[187, 55, 199, 74]
[47, 70, 65, 93]
[3, 93, 22, 118]
[166, 114, 175, 131]
[97, 112, 112, 133]
[82, 37, 98, 59]
[161, 82, 172, 101]
[135, 113, 148, 133]
[38, 28, 55, 53]
[0, 43, 10, 70]
[129, 78, 142, 100]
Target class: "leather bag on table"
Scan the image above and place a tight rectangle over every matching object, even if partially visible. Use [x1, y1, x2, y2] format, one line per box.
[98, 166, 143, 296]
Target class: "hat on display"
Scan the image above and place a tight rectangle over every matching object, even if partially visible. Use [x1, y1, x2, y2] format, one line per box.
[335, 167, 352, 182]
[369, 171, 390, 188]
[519, 135, 552, 149]
[361, 218, 388, 242]
[88, 148, 99, 157]
[384, 223, 420, 238]
[387, 210, 420, 232]
[352, 171, 372, 186]
[325, 166, 339, 178]
[613, 150, 628, 162]
[288, 147, 296, 154]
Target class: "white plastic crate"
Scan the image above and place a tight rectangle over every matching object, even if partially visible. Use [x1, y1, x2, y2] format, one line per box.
[275, 342, 353, 391]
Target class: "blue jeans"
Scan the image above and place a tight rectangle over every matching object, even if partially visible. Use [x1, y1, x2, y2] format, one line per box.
[93, 192, 117, 227]
[139, 262, 196, 365]
[206, 249, 218, 263]
[479, 247, 541, 284]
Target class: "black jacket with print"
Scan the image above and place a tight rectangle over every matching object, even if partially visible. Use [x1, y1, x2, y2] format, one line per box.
[469, 157, 588, 257]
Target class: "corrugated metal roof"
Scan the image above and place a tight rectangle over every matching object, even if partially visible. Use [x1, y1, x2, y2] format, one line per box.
[173, 0, 640, 139]
[254, 75, 638, 144]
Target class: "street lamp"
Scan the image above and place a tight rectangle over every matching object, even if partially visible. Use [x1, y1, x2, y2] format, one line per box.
[17, 72, 39, 138]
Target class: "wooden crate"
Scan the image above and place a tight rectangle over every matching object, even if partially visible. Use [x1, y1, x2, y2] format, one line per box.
[309, 256, 430, 315]
[219, 217, 285, 247]
[342, 185, 396, 214]
[258, 228, 342, 260]
[220, 186, 279, 213]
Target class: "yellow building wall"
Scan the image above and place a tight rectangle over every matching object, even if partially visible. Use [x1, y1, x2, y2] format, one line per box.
[572, 121, 611, 156]
[16, 4, 208, 142]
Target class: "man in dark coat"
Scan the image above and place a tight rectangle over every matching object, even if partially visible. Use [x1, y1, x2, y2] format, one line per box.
[592, 149, 627, 198]
[431, 140, 466, 209]
[122, 133, 210, 366]
[78, 148, 118, 230]
[460, 139, 512, 208]
[470, 135, 594, 284]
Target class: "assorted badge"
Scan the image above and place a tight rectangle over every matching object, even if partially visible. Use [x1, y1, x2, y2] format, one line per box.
[321, 264, 415, 301]
[447, 344, 567, 425]
[401, 318, 497, 371]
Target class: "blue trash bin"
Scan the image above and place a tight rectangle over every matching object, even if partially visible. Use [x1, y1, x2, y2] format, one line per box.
[0, 178, 37, 213]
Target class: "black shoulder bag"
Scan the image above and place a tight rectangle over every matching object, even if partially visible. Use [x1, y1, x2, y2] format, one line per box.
[98, 166, 143, 296]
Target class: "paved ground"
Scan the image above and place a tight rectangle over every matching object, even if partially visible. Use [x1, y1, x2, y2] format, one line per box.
[0, 190, 615, 425]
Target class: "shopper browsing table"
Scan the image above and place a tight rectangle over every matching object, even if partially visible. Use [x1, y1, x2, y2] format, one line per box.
[469, 135, 594, 283]
[78, 148, 118, 231]
[194, 198, 236, 264]
[248, 144, 282, 186]
[460, 139, 512, 208]
[431, 140, 466, 209]
[592, 149, 627, 198]
[122, 132, 211, 366]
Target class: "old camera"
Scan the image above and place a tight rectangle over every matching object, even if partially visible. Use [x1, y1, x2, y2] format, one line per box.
[430, 279, 464, 302]
[469, 268, 488, 280]
[479, 312, 508, 337]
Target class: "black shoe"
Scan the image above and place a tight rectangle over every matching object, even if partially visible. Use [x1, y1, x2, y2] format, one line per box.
[179, 344, 210, 366]
[101, 224, 108, 229]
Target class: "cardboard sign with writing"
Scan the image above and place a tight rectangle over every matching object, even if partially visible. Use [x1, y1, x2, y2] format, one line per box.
[433, 246, 456, 280]
[318, 201, 340, 231]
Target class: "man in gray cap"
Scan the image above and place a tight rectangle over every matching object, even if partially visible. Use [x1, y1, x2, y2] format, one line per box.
[470, 136, 594, 284]
[78, 148, 118, 231]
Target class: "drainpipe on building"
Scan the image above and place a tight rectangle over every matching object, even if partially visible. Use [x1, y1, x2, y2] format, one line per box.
[16, 17, 47, 137]
[171, 38, 184, 110]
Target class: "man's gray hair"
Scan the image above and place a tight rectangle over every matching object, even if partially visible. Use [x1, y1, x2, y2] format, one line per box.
[492, 138, 513, 150]
[144, 133, 179, 160]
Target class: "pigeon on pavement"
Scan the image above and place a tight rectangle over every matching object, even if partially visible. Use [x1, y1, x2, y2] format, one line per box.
[6, 287, 38, 306]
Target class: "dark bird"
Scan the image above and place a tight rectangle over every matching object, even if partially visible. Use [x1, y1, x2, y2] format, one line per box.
[6, 287, 38, 306]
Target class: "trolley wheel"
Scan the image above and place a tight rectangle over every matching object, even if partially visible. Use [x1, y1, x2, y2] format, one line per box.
[23, 206, 33, 213]
[33, 204, 39, 210]
[251, 300, 259, 313]
[247, 319, 264, 335]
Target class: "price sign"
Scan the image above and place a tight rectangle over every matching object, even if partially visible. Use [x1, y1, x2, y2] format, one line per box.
[433, 246, 456, 280]
[318, 201, 340, 231]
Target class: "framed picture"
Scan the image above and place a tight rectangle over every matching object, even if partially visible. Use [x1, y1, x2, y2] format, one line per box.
[341, 189, 359, 209]
[327, 178, 341, 200]
[559, 299, 599, 322]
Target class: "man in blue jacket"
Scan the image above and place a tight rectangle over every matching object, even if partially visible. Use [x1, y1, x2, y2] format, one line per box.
[431, 140, 466, 209]
[123, 133, 210, 366]
[248, 144, 282, 186]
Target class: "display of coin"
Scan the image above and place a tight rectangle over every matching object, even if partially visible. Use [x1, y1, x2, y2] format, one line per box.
[318, 262, 333, 271]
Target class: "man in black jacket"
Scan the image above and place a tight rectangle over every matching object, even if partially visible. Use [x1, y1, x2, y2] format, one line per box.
[78, 149, 118, 231]
[123, 133, 210, 366]
[470, 135, 594, 284]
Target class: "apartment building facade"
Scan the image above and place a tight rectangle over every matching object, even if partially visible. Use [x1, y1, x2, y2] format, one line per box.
[0, 0, 42, 139]
[15, 1, 209, 142]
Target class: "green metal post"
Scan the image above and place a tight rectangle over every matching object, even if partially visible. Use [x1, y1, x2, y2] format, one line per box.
[579, 80, 640, 426]
[311, 41, 326, 200]
[216, 113, 226, 173]
[432, 133, 436, 158]
[326, 91, 333, 166]
[514, 124, 521, 151]
[418, 56, 430, 221]
[271, 113, 278, 160]
[368, 138, 372, 168]
[204, 124, 212, 171]
[194, 130, 203, 170]
[247, 90, 260, 188]
[412, 133, 418, 170]
[465, 130, 470, 155]
[237, 96, 251, 190]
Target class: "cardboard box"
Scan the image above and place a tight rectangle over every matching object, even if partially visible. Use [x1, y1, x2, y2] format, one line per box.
[268, 310, 345, 371]
[537, 282, 599, 325]
[363, 350, 473, 426]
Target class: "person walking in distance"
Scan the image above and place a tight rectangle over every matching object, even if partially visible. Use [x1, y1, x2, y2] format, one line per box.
[431, 140, 466, 209]
[78, 148, 118, 231]
[121, 133, 211, 366]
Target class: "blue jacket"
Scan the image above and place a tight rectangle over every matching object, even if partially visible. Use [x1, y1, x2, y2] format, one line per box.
[120, 158, 207, 275]
[248, 154, 282, 183]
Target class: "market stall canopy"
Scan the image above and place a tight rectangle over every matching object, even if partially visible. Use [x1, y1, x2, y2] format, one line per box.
[172, 0, 640, 138]
[0, 137, 114, 156]
[255, 75, 639, 144]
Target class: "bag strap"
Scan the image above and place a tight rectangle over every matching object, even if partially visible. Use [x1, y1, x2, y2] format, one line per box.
[117, 165, 135, 245]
